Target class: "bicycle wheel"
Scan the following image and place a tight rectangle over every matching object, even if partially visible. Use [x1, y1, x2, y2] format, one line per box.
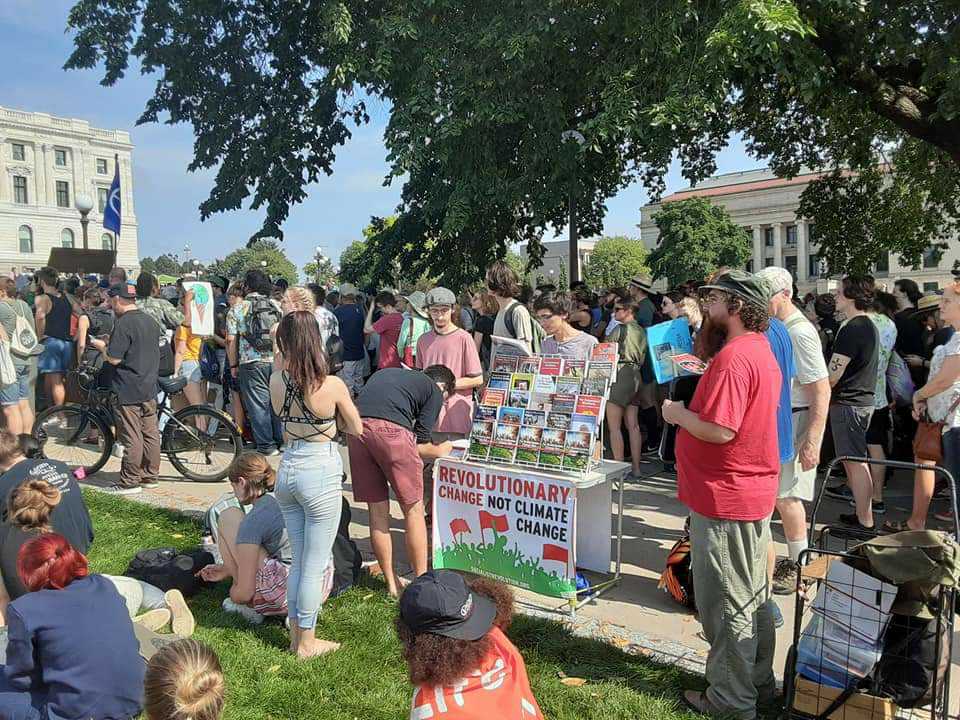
[163, 405, 241, 481]
[33, 405, 113, 476]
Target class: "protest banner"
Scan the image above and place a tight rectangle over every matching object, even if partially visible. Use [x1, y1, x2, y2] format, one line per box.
[182, 281, 214, 336]
[432, 459, 577, 598]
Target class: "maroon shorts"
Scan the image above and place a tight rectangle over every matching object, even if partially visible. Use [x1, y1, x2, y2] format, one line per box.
[348, 418, 424, 506]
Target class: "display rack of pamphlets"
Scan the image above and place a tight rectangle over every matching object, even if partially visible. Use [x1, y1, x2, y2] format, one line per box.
[467, 341, 619, 477]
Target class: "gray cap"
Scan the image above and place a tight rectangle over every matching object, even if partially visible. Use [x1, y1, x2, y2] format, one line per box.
[425, 287, 456, 307]
[339, 282, 358, 297]
[403, 291, 428, 318]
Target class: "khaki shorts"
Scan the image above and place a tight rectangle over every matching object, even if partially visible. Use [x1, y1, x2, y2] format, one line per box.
[778, 409, 816, 501]
[631, 381, 657, 410]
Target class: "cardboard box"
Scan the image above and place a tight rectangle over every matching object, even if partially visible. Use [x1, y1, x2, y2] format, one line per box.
[792, 676, 899, 720]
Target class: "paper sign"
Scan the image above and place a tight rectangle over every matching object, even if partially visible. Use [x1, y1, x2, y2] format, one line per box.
[647, 319, 694, 384]
[182, 281, 214, 337]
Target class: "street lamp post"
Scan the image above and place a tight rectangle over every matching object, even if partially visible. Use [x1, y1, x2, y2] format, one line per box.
[192, 259, 201, 280]
[561, 129, 586, 285]
[74, 194, 94, 250]
[314, 246, 325, 285]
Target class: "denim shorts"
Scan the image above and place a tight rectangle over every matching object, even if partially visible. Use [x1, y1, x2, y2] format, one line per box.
[38, 337, 74, 375]
[0, 365, 30, 406]
[180, 359, 203, 384]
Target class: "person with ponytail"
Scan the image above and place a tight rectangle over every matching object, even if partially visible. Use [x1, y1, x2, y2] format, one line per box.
[197, 452, 293, 624]
[0, 480, 61, 608]
[0, 533, 144, 719]
[144, 639, 225, 720]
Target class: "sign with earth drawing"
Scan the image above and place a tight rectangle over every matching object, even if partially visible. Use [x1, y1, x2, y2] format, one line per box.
[432, 459, 576, 598]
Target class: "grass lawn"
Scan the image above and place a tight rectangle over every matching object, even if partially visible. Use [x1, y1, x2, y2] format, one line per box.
[86, 491, 704, 720]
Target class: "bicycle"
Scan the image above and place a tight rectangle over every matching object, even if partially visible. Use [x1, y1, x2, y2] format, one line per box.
[32, 364, 242, 481]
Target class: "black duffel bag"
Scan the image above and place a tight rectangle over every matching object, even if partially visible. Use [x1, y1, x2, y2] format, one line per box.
[125, 547, 215, 597]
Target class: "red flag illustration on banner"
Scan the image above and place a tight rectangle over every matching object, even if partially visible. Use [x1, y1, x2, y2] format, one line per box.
[479, 510, 509, 533]
[542, 543, 569, 564]
[449, 518, 471, 540]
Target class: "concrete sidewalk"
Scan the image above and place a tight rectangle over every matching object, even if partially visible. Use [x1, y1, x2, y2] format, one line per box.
[82, 448, 960, 713]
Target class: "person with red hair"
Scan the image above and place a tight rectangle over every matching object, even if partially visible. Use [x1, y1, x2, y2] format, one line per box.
[0, 533, 144, 720]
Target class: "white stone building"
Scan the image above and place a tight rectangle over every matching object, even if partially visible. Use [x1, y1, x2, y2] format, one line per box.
[0, 106, 139, 273]
[518, 238, 597, 284]
[639, 167, 958, 294]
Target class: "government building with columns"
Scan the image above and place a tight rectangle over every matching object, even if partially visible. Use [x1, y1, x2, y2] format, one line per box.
[639, 167, 959, 294]
[0, 106, 139, 274]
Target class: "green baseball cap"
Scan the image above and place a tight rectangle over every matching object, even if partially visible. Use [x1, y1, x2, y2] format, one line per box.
[700, 270, 771, 309]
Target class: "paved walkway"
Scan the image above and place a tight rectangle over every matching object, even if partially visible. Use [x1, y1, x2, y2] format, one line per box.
[83, 449, 960, 713]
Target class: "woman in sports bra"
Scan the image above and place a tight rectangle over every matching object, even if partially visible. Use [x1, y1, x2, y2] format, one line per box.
[269, 311, 362, 659]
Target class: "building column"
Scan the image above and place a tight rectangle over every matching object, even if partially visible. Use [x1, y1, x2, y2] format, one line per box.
[797, 220, 809, 283]
[0, 136, 6, 203]
[752, 225, 763, 273]
[773, 223, 784, 268]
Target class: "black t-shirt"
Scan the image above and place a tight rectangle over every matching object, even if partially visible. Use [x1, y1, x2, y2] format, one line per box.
[0, 458, 94, 554]
[831, 315, 879, 407]
[894, 308, 925, 357]
[81, 307, 116, 366]
[0, 523, 38, 600]
[107, 308, 162, 404]
[355, 368, 443, 443]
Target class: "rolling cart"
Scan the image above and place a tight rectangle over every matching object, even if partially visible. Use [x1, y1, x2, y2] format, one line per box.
[783, 456, 959, 720]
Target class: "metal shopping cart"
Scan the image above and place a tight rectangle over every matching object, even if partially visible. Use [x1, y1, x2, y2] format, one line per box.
[782, 456, 960, 720]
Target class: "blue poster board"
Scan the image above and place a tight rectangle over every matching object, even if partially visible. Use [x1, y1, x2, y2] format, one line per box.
[647, 319, 694, 384]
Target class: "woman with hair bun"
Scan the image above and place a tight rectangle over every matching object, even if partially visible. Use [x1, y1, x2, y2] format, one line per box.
[144, 639, 225, 720]
[0, 533, 144, 719]
[0, 479, 61, 605]
[197, 451, 294, 625]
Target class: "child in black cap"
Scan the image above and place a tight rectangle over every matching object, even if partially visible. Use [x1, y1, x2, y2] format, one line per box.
[396, 569, 543, 719]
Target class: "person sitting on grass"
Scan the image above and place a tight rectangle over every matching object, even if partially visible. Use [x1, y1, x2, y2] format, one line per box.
[0, 533, 145, 720]
[144, 639, 225, 720]
[197, 452, 295, 625]
[397, 570, 544, 719]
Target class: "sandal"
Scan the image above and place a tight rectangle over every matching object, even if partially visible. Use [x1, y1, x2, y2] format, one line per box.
[882, 519, 914, 533]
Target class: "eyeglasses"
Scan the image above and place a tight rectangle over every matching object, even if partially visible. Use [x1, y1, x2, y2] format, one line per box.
[427, 306, 452, 315]
[534, 313, 555, 323]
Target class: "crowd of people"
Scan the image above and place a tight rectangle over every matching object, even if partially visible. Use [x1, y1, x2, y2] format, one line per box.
[0, 257, 957, 719]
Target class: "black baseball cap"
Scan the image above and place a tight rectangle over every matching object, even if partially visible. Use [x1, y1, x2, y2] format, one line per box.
[206, 275, 228, 292]
[699, 270, 771, 309]
[108, 282, 137, 299]
[399, 570, 497, 640]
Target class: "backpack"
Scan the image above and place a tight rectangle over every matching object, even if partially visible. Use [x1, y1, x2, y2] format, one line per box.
[124, 546, 216, 597]
[243, 295, 281, 353]
[9, 301, 39, 358]
[503, 301, 544, 353]
[658, 529, 696, 610]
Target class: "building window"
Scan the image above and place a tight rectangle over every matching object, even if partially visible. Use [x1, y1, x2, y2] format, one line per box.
[13, 176, 28, 204]
[18, 226, 33, 254]
[874, 253, 889, 275]
[101, 233, 114, 251]
[97, 187, 109, 213]
[809, 254, 820, 279]
[785, 255, 798, 278]
[785, 225, 797, 246]
[745, 259, 754, 273]
[808, 223, 818, 242]
[922, 247, 940, 269]
[764, 257, 774, 268]
[923, 282, 940, 293]
[764, 227, 774, 247]
[54, 148, 67, 167]
[96, 158, 108, 175]
[61, 228, 75, 248]
[56, 181, 70, 208]
[11, 143, 25, 161]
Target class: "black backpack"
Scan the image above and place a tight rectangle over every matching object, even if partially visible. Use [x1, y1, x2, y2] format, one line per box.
[243, 295, 281, 353]
[124, 547, 215, 597]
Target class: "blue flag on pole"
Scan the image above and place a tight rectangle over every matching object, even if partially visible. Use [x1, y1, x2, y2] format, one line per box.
[103, 155, 121, 236]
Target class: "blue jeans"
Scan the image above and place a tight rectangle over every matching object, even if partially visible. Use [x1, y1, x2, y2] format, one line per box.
[943, 427, 960, 493]
[238, 361, 282, 453]
[274, 440, 343, 629]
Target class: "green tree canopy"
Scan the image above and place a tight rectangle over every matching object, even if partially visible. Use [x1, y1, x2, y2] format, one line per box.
[302, 256, 338, 288]
[205, 240, 298, 286]
[647, 199, 751, 288]
[66, 1, 960, 284]
[139, 253, 189, 277]
[583, 236, 648, 290]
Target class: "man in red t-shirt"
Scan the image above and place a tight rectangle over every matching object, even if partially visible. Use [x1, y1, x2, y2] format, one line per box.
[663, 270, 781, 720]
[365, 290, 405, 370]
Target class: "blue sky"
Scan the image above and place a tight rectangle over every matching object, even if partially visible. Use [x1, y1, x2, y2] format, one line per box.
[1, 0, 764, 274]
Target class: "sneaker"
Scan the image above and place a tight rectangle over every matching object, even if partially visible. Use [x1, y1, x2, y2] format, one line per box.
[824, 484, 854, 501]
[165, 589, 196, 637]
[94, 484, 142, 496]
[838, 512, 875, 532]
[134, 608, 171, 632]
[264, 448, 280, 457]
[848, 499, 886, 515]
[221, 597, 264, 625]
[770, 601, 784, 628]
[112, 442, 125, 459]
[772, 558, 799, 596]
[140, 479, 160, 489]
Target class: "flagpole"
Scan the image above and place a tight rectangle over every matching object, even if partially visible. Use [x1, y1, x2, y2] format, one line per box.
[113, 154, 120, 266]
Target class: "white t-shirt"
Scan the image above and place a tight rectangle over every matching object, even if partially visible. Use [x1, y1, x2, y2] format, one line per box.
[784, 309, 829, 409]
[493, 301, 534, 353]
[927, 333, 960, 429]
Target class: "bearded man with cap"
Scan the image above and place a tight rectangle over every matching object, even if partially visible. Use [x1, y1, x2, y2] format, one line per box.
[88, 282, 163, 495]
[662, 270, 781, 719]
[397, 570, 544, 719]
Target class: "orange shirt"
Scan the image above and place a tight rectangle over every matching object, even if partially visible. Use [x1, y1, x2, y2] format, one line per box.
[409, 626, 544, 719]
